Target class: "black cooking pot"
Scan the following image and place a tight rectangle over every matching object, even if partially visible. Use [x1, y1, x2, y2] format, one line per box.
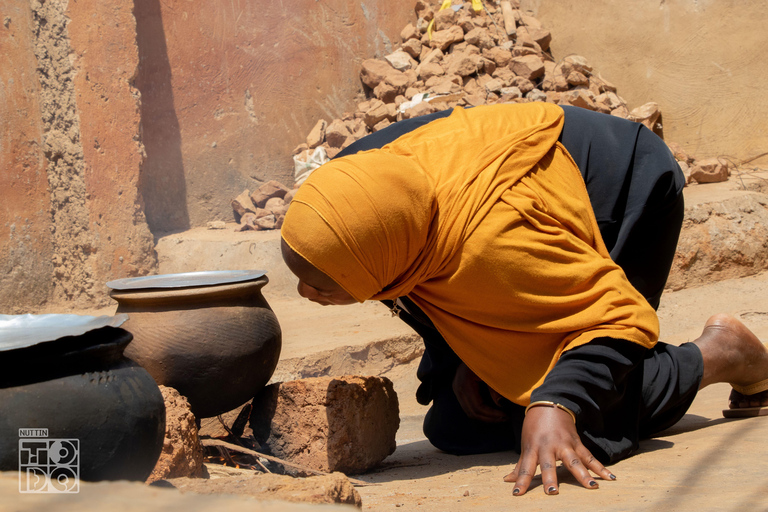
[0, 314, 165, 483]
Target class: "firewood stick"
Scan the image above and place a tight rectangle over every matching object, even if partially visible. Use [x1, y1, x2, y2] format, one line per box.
[200, 438, 373, 486]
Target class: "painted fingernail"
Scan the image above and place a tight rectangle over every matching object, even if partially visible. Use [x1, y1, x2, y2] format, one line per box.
[589, 480, 598, 487]
[513, 488, 520, 495]
[547, 486, 557, 494]
[609, 474, 617, 480]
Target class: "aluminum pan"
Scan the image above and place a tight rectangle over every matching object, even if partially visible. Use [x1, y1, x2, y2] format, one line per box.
[0, 314, 129, 352]
[106, 270, 267, 291]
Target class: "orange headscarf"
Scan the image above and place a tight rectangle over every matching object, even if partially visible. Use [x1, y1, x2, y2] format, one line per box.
[282, 103, 658, 405]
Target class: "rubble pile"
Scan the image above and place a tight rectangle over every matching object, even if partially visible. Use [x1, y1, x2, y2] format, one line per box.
[292, 0, 663, 167]
[228, 0, 729, 232]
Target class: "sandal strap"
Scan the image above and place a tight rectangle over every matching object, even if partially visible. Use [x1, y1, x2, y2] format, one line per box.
[732, 377, 768, 396]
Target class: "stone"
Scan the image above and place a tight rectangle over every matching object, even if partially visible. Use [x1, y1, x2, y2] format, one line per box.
[463, 93, 487, 107]
[417, 61, 445, 81]
[560, 89, 598, 110]
[499, 86, 522, 98]
[236, 212, 258, 232]
[509, 54, 545, 81]
[372, 118, 392, 132]
[206, 221, 226, 230]
[147, 386, 205, 483]
[384, 50, 417, 71]
[444, 52, 482, 77]
[483, 46, 513, 68]
[611, 105, 630, 119]
[168, 471, 362, 508]
[591, 74, 618, 93]
[284, 188, 297, 205]
[373, 81, 399, 103]
[264, 197, 287, 216]
[402, 38, 423, 59]
[363, 99, 394, 128]
[689, 158, 730, 184]
[250, 180, 290, 208]
[414, 0, 434, 21]
[541, 74, 570, 92]
[484, 78, 504, 94]
[255, 214, 277, 230]
[516, 26, 551, 52]
[596, 91, 624, 110]
[325, 119, 352, 149]
[430, 25, 465, 51]
[306, 119, 326, 149]
[402, 100, 442, 119]
[500, 1, 517, 37]
[430, 76, 463, 95]
[463, 27, 495, 50]
[630, 101, 662, 132]
[518, 13, 543, 30]
[668, 142, 695, 164]
[401, 22, 418, 41]
[251, 376, 399, 476]
[510, 76, 535, 94]
[566, 70, 590, 86]
[526, 88, 547, 102]
[433, 7, 457, 31]
[359, 58, 395, 89]
[231, 189, 257, 220]
[562, 55, 593, 75]
[462, 77, 483, 96]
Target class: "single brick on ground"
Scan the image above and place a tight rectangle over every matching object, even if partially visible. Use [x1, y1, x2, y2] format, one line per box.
[250, 376, 399, 476]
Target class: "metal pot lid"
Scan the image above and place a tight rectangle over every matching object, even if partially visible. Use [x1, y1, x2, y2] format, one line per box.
[0, 313, 129, 352]
[106, 270, 267, 291]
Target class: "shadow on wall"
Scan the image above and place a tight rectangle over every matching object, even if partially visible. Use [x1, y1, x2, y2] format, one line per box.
[134, 0, 190, 237]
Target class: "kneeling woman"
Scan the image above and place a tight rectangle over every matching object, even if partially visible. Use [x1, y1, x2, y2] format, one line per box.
[280, 102, 768, 496]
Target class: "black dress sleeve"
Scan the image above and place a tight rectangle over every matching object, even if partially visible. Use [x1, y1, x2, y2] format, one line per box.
[529, 338, 647, 425]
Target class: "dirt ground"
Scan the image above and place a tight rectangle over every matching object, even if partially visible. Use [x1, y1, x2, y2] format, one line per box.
[13, 175, 768, 511]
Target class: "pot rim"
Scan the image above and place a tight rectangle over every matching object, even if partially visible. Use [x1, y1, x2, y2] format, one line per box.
[106, 269, 267, 291]
[108, 275, 270, 303]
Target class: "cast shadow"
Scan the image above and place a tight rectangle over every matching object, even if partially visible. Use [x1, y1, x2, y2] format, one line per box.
[134, 0, 190, 238]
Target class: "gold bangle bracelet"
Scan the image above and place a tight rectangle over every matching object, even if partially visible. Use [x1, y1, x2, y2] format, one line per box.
[524, 401, 577, 424]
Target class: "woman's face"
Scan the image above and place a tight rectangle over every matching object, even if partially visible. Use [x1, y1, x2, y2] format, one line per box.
[281, 238, 357, 306]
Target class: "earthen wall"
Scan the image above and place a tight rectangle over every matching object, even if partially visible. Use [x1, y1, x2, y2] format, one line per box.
[134, 0, 415, 232]
[527, 0, 768, 164]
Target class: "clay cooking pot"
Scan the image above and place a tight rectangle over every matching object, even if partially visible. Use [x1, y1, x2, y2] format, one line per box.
[107, 270, 282, 418]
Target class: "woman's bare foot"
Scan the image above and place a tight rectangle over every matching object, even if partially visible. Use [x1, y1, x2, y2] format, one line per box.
[693, 314, 768, 409]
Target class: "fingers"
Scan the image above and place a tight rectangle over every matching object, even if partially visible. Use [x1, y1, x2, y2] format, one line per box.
[563, 445, 616, 490]
[505, 449, 540, 496]
[504, 406, 618, 496]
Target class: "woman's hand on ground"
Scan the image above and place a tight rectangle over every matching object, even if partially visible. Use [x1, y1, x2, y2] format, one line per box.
[503, 405, 615, 496]
[452, 362, 508, 423]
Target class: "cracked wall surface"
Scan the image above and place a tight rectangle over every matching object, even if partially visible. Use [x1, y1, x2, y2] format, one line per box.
[0, 0, 55, 312]
[30, 0, 96, 304]
[0, 0, 156, 312]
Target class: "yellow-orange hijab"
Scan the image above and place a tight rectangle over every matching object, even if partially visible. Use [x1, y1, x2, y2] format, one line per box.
[282, 103, 658, 405]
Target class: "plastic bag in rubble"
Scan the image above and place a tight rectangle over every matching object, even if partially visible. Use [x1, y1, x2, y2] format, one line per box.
[293, 146, 329, 187]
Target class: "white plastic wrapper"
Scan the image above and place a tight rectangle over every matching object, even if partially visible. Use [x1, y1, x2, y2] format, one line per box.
[293, 146, 329, 187]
